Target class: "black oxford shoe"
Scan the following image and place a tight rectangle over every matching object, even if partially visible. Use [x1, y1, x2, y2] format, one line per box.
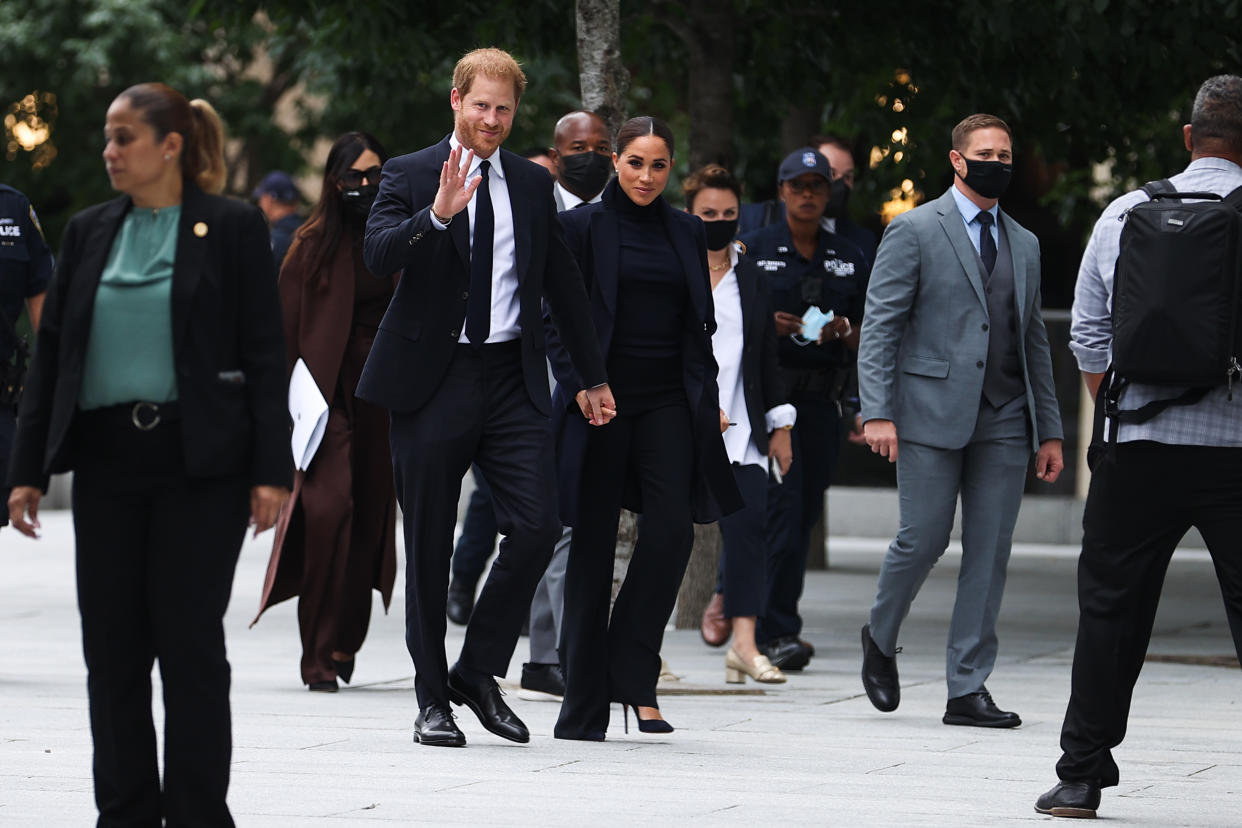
[447, 664, 530, 743]
[860, 624, 900, 712]
[763, 635, 812, 671]
[1034, 780, 1101, 818]
[445, 580, 474, 626]
[943, 688, 1021, 728]
[414, 703, 466, 747]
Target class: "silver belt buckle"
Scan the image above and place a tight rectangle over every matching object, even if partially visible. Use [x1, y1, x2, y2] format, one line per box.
[131, 401, 160, 431]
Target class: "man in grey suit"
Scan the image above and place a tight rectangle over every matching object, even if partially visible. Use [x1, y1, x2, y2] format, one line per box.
[857, 114, 1064, 727]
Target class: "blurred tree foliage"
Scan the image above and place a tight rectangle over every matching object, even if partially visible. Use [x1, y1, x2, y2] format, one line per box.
[3, 0, 1240, 303]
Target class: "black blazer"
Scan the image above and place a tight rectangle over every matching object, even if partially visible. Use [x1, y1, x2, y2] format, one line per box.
[8, 183, 292, 490]
[358, 136, 606, 415]
[547, 180, 743, 524]
[729, 254, 787, 456]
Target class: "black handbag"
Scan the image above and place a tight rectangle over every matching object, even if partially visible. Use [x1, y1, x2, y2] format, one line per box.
[0, 307, 30, 410]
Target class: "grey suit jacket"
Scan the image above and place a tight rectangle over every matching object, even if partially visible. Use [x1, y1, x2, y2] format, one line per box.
[857, 187, 1062, 452]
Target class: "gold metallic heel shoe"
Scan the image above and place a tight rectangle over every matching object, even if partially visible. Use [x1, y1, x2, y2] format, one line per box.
[725, 648, 786, 684]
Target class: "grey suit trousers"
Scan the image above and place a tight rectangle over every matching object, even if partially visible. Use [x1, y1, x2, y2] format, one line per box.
[529, 526, 571, 663]
[868, 395, 1030, 698]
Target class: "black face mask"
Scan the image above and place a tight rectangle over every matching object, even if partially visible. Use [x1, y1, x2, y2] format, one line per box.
[558, 151, 612, 200]
[957, 158, 1012, 200]
[341, 184, 378, 218]
[823, 178, 851, 219]
[703, 218, 738, 251]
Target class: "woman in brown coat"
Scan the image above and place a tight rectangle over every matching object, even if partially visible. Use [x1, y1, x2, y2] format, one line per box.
[254, 132, 397, 691]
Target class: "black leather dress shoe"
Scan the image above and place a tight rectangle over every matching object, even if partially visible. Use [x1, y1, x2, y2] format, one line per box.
[943, 689, 1021, 728]
[446, 580, 475, 626]
[1034, 780, 1101, 818]
[414, 703, 466, 747]
[762, 635, 812, 671]
[519, 662, 565, 699]
[447, 665, 530, 743]
[860, 624, 900, 712]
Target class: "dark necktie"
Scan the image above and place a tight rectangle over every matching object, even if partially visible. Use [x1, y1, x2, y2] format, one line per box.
[977, 210, 997, 276]
[573, 200, 590, 209]
[467, 160, 493, 345]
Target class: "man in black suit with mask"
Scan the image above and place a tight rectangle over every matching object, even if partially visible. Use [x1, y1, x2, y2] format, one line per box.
[361, 47, 615, 748]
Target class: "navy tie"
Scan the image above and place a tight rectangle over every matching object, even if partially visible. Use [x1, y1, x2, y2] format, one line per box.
[467, 160, 493, 345]
[977, 210, 997, 276]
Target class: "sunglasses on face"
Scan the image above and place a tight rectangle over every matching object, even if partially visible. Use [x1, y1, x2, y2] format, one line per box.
[784, 178, 829, 195]
[340, 166, 382, 188]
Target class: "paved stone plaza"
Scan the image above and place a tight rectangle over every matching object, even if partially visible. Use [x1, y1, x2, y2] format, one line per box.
[3, 511, 1239, 825]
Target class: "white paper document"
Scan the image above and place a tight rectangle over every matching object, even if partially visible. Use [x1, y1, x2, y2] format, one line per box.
[288, 358, 328, 471]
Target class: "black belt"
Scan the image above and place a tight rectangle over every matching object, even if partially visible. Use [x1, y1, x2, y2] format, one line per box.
[79, 400, 182, 431]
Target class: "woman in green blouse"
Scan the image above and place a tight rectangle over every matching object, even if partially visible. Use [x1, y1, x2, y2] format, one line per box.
[7, 83, 290, 828]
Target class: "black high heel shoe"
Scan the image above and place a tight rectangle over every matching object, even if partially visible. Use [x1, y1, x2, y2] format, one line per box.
[622, 704, 674, 734]
[333, 656, 355, 684]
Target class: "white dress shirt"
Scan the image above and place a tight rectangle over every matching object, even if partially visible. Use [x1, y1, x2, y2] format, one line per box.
[431, 134, 521, 344]
[712, 247, 796, 467]
[554, 180, 603, 212]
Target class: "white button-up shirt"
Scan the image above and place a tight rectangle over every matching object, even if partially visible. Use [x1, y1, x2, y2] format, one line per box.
[431, 134, 521, 344]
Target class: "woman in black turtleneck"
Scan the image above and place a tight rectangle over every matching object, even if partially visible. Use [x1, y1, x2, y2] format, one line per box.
[546, 116, 741, 741]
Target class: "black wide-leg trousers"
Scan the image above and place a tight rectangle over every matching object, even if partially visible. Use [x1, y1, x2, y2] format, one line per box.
[555, 402, 694, 739]
[72, 414, 249, 828]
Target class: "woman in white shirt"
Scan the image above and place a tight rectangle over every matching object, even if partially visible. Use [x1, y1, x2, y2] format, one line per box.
[684, 164, 794, 684]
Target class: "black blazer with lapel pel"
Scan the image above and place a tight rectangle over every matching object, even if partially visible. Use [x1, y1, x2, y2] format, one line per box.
[8, 183, 292, 490]
[546, 180, 743, 525]
[732, 254, 787, 456]
[358, 136, 606, 415]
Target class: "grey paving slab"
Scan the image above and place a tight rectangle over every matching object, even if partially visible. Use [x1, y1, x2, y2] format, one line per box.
[2, 510, 1239, 826]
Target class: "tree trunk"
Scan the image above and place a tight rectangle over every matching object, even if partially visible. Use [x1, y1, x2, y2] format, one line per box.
[684, 0, 735, 170]
[675, 522, 721, 629]
[576, 0, 629, 135]
[609, 509, 638, 610]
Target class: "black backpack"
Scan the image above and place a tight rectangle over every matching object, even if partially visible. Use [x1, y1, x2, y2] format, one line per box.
[1090, 179, 1242, 462]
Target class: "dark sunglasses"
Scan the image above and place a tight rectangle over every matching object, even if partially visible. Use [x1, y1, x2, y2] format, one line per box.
[784, 178, 829, 195]
[340, 166, 382, 188]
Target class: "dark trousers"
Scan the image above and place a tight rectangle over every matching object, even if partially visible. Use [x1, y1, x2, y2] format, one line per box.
[450, 467, 498, 586]
[71, 413, 249, 828]
[389, 342, 560, 709]
[716, 462, 769, 618]
[296, 400, 392, 684]
[1057, 442, 1242, 788]
[758, 396, 840, 643]
[555, 403, 694, 739]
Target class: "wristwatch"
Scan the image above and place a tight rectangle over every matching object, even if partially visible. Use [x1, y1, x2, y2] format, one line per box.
[432, 209, 453, 226]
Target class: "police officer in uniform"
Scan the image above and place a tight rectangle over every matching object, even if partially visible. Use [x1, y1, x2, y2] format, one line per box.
[737, 148, 868, 670]
[0, 184, 52, 528]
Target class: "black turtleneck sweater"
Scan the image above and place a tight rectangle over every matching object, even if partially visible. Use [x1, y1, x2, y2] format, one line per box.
[609, 189, 688, 359]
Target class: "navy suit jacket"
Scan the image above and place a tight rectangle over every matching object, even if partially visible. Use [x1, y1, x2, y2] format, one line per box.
[730, 254, 787, 455]
[546, 180, 742, 524]
[359, 136, 605, 415]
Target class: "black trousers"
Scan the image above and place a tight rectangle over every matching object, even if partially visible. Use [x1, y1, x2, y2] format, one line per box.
[758, 396, 840, 643]
[450, 467, 497, 586]
[71, 411, 249, 828]
[389, 342, 560, 709]
[555, 403, 694, 739]
[0, 406, 14, 527]
[716, 462, 769, 618]
[1057, 441, 1242, 788]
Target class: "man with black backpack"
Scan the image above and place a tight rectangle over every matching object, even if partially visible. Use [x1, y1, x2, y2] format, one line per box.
[1035, 75, 1242, 820]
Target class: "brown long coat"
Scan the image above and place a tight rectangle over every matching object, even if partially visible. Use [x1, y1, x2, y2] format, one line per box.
[253, 228, 398, 626]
